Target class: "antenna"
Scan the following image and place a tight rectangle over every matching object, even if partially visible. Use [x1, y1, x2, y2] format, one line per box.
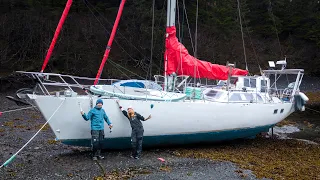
[268, 56, 287, 70]
[276, 56, 287, 70]
[268, 61, 275, 68]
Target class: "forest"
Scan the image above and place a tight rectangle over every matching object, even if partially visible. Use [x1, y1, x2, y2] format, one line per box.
[0, 0, 319, 79]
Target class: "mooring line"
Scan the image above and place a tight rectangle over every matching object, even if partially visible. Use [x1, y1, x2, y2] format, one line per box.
[306, 107, 320, 114]
[0, 106, 37, 117]
[95, 160, 107, 177]
[0, 99, 65, 169]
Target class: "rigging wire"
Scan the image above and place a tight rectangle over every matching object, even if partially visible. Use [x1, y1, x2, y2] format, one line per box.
[194, 0, 198, 59]
[176, 0, 182, 44]
[83, 0, 147, 73]
[148, 0, 156, 80]
[176, 0, 183, 75]
[109, 58, 160, 93]
[236, 0, 248, 71]
[109, 59, 145, 79]
[83, 0, 161, 75]
[195, 0, 202, 86]
[183, 0, 201, 86]
[181, 2, 184, 43]
[84, 0, 149, 62]
[154, 0, 167, 75]
[109, 60, 144, 79]
[193, 0, 200, 89]
[242, 14, 263, 74]
[268, 0, 283, 58]
[268, 0, 289, 84]
[182, 0, 195, 55]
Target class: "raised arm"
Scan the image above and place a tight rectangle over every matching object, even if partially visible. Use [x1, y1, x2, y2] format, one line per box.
[135, 113, 145, 121]
[136, 112, 151, 121]
[81, 110, 92, 121]
[122, 110, 129, 119]
[116, 100, 129, 119]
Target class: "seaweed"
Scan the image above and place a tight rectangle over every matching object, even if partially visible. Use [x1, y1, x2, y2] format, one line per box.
[176, 138, 320, 180]
[94, 167, 152, 180]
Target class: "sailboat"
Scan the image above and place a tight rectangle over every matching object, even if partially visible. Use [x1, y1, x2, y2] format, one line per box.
[16, 0, 308, 149]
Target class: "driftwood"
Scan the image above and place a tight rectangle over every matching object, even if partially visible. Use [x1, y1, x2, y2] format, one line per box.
[6, 96, 32, 106]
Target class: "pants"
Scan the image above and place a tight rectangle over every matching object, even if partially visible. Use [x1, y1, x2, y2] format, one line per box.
[131, 129, 144, 157]
[91, 130, 104, 157]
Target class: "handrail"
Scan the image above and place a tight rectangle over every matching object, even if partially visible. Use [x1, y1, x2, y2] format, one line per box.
[16, 71, 303, 104]
[16, 71, 119, 82]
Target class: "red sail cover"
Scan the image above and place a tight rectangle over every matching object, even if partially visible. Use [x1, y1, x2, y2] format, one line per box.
[164, 26, 248, 80]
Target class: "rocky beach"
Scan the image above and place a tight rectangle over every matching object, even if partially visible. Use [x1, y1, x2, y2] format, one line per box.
[0, 79, 319, 180]
[1, 1, 320, 179]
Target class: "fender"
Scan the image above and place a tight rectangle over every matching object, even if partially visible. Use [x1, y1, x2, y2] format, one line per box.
[299, 92, 309, 102]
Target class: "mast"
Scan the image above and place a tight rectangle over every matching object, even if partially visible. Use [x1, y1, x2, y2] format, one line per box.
[166, 0, 176, 27]
[93, 0, 126, 85]
[40, 0, 73, 73]
[164, 0, 176, 91]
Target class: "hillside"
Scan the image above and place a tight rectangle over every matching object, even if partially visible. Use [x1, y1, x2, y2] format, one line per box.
[0, 0, 319, 78]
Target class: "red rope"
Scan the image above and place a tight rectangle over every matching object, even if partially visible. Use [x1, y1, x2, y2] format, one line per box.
[94, 0, 127, 85]
[40, 0, 73, 72]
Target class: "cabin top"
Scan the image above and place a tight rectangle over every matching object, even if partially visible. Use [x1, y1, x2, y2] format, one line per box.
[217, 75, 270, 93]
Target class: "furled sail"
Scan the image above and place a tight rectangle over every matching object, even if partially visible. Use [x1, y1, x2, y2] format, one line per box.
[164, 26, 248, 80]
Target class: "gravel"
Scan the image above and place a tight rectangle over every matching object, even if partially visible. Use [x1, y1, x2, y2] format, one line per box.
[0, 92, 263, 180]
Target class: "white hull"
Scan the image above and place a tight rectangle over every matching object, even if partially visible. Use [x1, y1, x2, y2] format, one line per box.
[29, 94, 294, 148]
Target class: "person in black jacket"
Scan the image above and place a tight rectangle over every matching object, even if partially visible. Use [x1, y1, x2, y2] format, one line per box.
[116, 100, 151, 159]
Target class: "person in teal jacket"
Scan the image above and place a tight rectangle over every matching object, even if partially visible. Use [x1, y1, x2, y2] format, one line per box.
[81, 99, 113, 160]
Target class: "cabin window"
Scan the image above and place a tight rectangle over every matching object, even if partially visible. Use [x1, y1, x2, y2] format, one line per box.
[217, 81, 226, 86]
[230, 77, 238, 84]
[217, 77, 238, 86]
[261, 80, 268, 92]
[274, 109, 278, 114]
[205, 90, 223, 100]
[206, 90, 217, 96]
[244, 78, 256, 88]
[244, 78, 250, 87]
[250, 79, 256, 88]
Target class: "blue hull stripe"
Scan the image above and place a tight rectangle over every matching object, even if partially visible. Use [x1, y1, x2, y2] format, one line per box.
[61, 125, 273, 149]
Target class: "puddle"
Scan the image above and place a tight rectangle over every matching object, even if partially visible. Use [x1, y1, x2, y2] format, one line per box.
[267, 125, 300, 139]
[266, 125, 319, 144]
